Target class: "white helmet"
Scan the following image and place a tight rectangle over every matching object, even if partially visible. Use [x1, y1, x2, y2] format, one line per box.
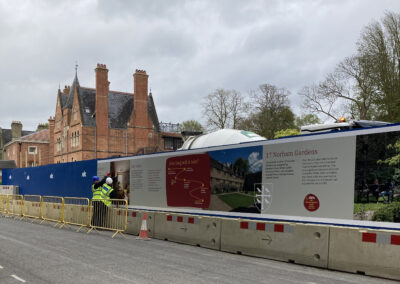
[106, 177, 113, 185]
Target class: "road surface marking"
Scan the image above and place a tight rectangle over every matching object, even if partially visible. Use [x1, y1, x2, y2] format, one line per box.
[11, 275, 26, 282]
[0, 265, 3, 269]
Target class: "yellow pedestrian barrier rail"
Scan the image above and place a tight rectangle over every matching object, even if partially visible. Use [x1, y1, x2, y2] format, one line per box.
[40, 196, 64, 226]
[0, 194, 7, 216]
[0, 194, 128, 238]
[7, 195, 24, 218]
[22, 195, 42, 222]
[63, 197, 90, 232]
[88, 199, 128, 238]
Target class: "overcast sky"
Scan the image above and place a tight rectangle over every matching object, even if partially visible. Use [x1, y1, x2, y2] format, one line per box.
[1, 0, 399, 131]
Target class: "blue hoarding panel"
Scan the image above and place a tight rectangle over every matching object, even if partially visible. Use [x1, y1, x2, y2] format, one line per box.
[2, 160, 97, 199]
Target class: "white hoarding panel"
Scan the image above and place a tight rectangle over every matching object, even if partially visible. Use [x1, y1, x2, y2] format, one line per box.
[261, 136, 356, 219]
[130, 156, 167, 207]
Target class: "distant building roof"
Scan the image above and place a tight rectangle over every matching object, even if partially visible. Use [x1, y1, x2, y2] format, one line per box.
[4, 129, 49, 148]
[20, 129, 50, 142]
[161, 132, 182, 138]
[58, 76, 160, 130]
[0, 160, 17, 169]
[1, 129, 34, 146]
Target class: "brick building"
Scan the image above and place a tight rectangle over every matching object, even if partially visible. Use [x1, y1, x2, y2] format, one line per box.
[4, 128, 50, 167]
[0, 121, 34, 160]
[50, 63, 182, 164]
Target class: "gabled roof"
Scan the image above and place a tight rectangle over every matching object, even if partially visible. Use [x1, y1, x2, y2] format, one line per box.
[58, 75, 160, 131]
[108, 91, 134, 129]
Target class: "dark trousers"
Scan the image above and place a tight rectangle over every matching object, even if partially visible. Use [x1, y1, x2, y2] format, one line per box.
[91, 201, 109, 227]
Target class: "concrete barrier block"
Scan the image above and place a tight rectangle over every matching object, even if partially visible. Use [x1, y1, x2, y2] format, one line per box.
[153, 212, 221, 250]
[328, 226, 400, 280]
[220, 218, 328, 268]
[126, 210, 154, 237]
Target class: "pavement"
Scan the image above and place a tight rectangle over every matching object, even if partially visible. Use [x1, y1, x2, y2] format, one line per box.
[0, 216, 396, 283]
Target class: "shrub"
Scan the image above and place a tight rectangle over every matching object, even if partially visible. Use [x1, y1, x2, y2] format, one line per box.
[372, 202, 400, 222]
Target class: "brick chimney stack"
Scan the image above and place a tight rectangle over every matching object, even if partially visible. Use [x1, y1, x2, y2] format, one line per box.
[95, 63, 110, 157]
[11, 121, 22, 139]
[133, 69, 149, 127]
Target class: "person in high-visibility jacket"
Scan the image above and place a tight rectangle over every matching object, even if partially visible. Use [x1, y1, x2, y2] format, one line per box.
[91, 176, 114, 227]
[100, 177, 115, 207]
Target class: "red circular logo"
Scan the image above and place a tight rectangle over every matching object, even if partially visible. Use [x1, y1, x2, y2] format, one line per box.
[304, 194, 320, 212]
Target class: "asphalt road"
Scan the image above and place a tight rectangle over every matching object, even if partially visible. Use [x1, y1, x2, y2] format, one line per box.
[0, 216, 395, 284]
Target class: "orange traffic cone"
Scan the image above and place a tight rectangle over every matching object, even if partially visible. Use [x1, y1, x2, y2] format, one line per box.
[137, 212, 149, 240]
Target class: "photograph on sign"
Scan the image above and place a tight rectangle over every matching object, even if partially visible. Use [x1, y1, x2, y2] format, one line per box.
[354, 131, 400, 223]
[207, 146, 263, 213]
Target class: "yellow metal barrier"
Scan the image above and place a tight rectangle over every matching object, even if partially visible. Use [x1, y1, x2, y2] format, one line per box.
[63, 197, 90, 232]
[7, 195, 23, 218]
[0, 194, 7, 216]
[22, 195, 42, 222]
[88, 199, 128, 238]
[40, 196, 64, 226]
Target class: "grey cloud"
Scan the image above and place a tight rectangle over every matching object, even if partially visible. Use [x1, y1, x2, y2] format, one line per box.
[2, 0, 400, 130]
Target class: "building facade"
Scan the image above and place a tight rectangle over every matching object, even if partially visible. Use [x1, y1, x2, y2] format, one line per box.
[50, 64, 182, 164]
[4, 129, 50, 168]
[0, 121, 34, 160]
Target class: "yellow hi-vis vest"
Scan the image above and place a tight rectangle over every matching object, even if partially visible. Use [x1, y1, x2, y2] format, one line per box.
[92, 184, 104, 200]
[100, 184, 114, 207]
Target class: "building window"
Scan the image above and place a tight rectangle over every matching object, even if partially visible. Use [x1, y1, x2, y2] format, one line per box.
[71, 131, 80, 148]
[28, 146, 37, 154]
[56, 137, 61, 152]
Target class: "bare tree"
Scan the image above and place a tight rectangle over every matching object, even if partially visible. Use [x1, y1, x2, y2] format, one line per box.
[202, 89, 246, 130]
[239, 84, 296, 139]
[300, 55, 379, 121]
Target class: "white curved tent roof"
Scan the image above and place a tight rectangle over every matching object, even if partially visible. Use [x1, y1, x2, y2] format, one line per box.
[179, 129, 266, 150]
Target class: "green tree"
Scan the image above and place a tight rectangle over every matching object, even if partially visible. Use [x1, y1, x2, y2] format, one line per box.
[179, 120, 204, 133]
[300, 11, 400, 123]
[358, 12, 400, 122]
[36, 123, 49, 131]
[233, 157, 249, 176]
[274, 129, 301, 139]
[295, 114, 321, 128]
